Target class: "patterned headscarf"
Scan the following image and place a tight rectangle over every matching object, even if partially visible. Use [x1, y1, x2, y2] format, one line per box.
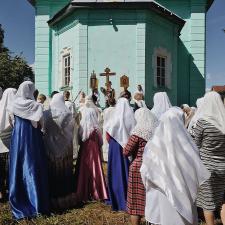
[132, 108, 159, 141]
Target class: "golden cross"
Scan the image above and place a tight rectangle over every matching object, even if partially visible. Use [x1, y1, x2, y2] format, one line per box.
[100, 67, 116, 87]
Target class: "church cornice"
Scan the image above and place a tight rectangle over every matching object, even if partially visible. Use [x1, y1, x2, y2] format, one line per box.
[48, 1, 185, 28]
[28, 0, 214, 11]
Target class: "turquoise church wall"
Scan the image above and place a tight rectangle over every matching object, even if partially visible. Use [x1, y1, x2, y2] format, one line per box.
[145, 12, 179, 106]
[87, 10, 137, 101]
[34, 0, 70, 95]
[52, 9, 180, 106]
[157, 0, 207, 105]
[32, 0, 210, 106]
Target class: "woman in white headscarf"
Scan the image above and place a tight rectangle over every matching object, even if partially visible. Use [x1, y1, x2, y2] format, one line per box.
[79, 95, 102, 123]
[104, 97, 136, 211]
[43, 93, 75, 210]
[74, 107, 108, 203]
[123, 108, 158, 225]
[140, 107, 210, 225]
[193, 91, 225, 225]
[0, 88, 17, 201]
[151, 92, 172, 120]
[8, 81, 49, 220]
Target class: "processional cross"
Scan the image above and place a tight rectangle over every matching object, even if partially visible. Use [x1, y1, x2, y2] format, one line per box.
[100, 67, 116, 87]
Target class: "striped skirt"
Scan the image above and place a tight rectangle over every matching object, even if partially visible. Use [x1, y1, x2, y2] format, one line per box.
[197, 171, 225, 211]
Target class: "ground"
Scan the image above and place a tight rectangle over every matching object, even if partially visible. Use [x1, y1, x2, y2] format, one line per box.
[0, 201, 135, 225]
[0, 165, 223, 225]
[0, 201, 223, 225]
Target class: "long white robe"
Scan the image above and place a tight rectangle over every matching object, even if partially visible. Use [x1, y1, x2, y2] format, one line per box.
[141, 107, 210, 225]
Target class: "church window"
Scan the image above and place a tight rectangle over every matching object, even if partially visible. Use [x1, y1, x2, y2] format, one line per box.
[156, 56, 166, 87]
[63, 54, 71, 86]
[152, 47, 172, 89]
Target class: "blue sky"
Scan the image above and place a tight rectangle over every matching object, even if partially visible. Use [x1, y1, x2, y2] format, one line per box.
[0, 0, 224, 89]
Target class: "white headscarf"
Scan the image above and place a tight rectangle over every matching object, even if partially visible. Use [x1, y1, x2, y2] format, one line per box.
[84, 95, 98, 109]
[80, 95, 102, 118]
[0, 88, 17, 133]
[190, 91, 225, 134]
[141, 107, 210, 224]
[188, 97, 204, 132]
[151, 92, 172, 120]
[0, 87, 3, 100]
[79, 107, 101, 142]
[196, 97, 204, 108]
[104, 97, 136, 148]
[50, 93, 71, 118]
[132, 108, 159, 141]
[7, 81, 43, 122]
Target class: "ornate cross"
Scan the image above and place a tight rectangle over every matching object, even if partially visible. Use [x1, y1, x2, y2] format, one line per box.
[100, 67, 116, 87]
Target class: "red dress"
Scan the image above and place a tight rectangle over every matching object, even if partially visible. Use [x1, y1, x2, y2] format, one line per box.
[123, 135, 147, 216]
[75, 130, 108, 202]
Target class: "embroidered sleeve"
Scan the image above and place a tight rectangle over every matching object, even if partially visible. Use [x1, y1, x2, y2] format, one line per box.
[123, 135, 139, 156]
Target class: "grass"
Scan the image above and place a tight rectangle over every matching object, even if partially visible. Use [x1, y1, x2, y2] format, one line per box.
[0, 201, 133, 225]
[0, 163, 223, 225]
[1, 201, 223, 225]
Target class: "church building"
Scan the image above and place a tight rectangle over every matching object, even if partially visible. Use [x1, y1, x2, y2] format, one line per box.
[28, 0, 214, 106]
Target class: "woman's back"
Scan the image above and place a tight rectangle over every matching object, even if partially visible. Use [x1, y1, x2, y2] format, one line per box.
[195, 118, 225, 171]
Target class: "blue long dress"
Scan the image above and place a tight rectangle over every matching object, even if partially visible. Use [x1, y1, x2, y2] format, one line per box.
[9, 116, 49, 219]
[107, 136, 130, 211]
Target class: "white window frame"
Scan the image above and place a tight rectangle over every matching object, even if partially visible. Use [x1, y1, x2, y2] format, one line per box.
[152, 47, 172, 89]
[58, 47, 73, 88]
[63, 54, 71, 87]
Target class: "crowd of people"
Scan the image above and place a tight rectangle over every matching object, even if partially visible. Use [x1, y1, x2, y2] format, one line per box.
[0, 81, 225, 225]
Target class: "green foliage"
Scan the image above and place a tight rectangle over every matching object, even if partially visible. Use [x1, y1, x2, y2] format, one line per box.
[0, 24, 34, 90]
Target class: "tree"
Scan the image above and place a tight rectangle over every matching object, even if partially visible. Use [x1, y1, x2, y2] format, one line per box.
[0, 24, 8, 53]
[0, 24, 34, 90]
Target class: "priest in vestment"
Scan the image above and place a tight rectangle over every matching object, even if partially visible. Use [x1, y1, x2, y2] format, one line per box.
[100, 81, 115, 108]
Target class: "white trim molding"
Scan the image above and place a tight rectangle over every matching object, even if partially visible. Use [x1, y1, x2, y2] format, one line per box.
[58, 47, 74, 89]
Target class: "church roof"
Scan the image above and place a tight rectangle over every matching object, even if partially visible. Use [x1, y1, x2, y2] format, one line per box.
[48, 1, 185, 27]
[27, 0, 215, 10]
